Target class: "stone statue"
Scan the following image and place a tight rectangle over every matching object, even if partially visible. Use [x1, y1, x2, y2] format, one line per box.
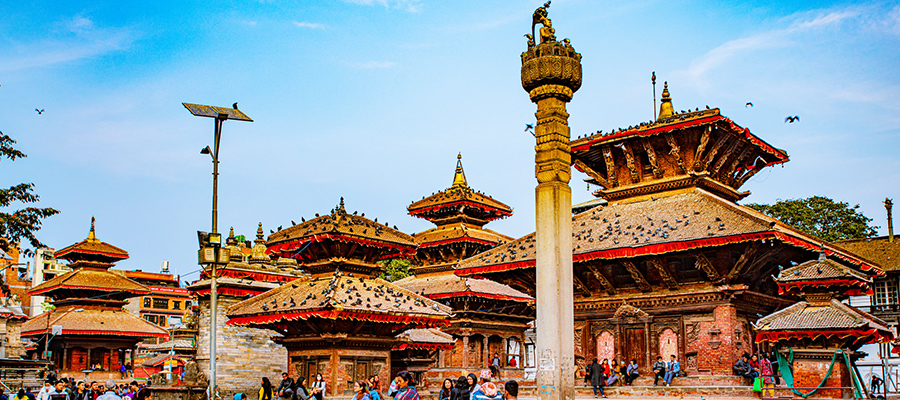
[531, 1, 556, 44]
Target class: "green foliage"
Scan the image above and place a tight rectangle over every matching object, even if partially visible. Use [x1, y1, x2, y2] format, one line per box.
[746, 196, 878, 242]
[0, 132, 59, 256]
[378, 258, 414, 282]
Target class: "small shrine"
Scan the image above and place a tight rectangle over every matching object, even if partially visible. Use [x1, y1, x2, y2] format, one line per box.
[392, 328, 455, 386]
[187, 224, 307, 395]
[21, 218, 168, 377]
[756, 254, 891, 398]
[0, 297, 27, 358]
[226, 199, 451, 396]
[397, 155, 534, 386]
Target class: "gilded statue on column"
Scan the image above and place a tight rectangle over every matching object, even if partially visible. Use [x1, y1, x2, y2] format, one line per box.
[531, 1, 556, 44]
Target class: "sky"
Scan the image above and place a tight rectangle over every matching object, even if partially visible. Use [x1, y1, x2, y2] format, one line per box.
[0, 0, 898, 281]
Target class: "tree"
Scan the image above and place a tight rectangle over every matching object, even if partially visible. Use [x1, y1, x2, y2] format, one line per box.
[746, 196, 878, 242]
[0, 132, 59, 256]
[378, 258, 413, 282]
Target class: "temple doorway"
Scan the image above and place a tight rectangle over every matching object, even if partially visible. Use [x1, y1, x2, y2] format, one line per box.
[623, 327, 645, 365]
[597, 331, 614, 361]
[659, 329, 678, 360]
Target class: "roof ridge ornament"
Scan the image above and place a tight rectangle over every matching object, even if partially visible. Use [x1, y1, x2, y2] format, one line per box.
[451, 153, 468, 188]
[87, 216, 99, 243]
[657, 81, 674, 121]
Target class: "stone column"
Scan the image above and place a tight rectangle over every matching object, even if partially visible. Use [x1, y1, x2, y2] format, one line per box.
[462, 335, 469, 369]
[502, 337, 508, 367]
[521, 6, 582, 400]
[519, 337, 526, 368]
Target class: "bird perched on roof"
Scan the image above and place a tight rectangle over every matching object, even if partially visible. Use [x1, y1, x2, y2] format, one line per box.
[233, 102, 239, 110]
[745, 102, 753, 108]
[785, 116, 800, 123]
[35, 108, 44, 114]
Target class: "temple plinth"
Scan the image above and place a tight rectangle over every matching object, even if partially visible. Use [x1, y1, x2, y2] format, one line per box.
[522, 3, 582, 400]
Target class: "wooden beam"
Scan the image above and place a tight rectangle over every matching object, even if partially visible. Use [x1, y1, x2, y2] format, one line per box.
[647, 258, 678, 290]
[725, 242, 760, 282]
[574, 159, 614, 189]
[602, 145, 619, 187]
[586, 264, 616, 295]
[642, 138, 663, 179]
[572, 272, 592, 297]
[693, 128, 711, 171]
[622, 261, 652, 292]
[620, 142, 640, 183]
[665, 133, 687, 174]
[702, 134, 730, 172]
[712, 139, 741, 177]
[693, 251, 722, 282]
[725, 146, 753, 184]
[734, 159, 766, 188]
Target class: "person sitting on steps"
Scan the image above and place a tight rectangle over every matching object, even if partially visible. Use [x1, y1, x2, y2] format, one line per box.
[652, 356, 666, 386]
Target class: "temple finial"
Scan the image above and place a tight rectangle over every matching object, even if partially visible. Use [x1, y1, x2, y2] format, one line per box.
[338, 197, 346, 212]
[657, 81, 674, 121]
[256, 222, 264, 241]
[87, 216, 98, 242]
[452, 153, 468, 188]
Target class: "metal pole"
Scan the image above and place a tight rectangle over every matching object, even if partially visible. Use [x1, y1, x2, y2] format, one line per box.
[209, 116, 222, 400]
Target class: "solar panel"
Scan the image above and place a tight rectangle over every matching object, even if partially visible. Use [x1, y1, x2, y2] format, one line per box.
[182, 103, 253, 122]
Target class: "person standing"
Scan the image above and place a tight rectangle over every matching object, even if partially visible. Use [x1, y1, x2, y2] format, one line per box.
[625, 359, 639, 386]
[48, 381, 70, 400]
[96, 382, 121, 400]
[470, 371, 501, 400]
[392, 372, 418, 400]
[310, 374, 325, 400]
[502, 381, 517, 400]
[259, 378, 274, 400]
[450, 376, 469, 400]
[664, 355, 680, 387]
[759, 354, 775, 398]
[438, 379, 452, 400]
[589, 358, 605, 399]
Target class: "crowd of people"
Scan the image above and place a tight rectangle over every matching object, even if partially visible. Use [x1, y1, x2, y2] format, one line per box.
[583, 354, 682, 398]
[247, 369, 519, 400]
[2, 379, 153, 400]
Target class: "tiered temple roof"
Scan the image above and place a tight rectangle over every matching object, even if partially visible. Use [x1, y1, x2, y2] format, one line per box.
[755, 254, 892, 348]
[266, 198, 417, 277]
[407, 154, 513, 274]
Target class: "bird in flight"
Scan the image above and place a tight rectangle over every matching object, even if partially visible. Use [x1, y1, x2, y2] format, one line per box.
[785, 116, 800, 123]
[35, 108, 44, 114]
[745, 102, 753, 108]
[232, 102, 238, 110]
[525, 123, 535, 136]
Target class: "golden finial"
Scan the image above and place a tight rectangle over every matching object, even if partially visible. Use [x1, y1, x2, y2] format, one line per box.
[256, 222, 264, 241]
[452, 153, 468, 188]
[86, 216, 99, 243]
[657, 81, 674, 121]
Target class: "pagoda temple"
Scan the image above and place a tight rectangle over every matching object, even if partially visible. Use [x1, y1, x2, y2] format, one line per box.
[21, 218, 168, 377]
[227, 199, 451, 397]
[187, 224, 307, 396]
[455, 85, 883, 376]
[396, 155, 534, 385]
[755, 254, 892, 398]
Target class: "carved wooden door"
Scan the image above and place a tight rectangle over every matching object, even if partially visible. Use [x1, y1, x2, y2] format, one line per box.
[624, 328, 645, 365]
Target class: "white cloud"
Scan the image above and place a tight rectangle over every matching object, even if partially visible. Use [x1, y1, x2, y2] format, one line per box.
[343, 0, 422, 13]
[0, 16, 137, 72]
[351, 61, 397, 69]
[292, 21, 326, 29]
[677, 8, 857, 82]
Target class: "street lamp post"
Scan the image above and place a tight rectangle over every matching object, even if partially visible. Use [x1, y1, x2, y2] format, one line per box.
[183, 103, 252, 398]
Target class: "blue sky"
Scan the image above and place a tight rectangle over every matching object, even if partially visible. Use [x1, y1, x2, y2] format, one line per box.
[1, 0, 898, 279]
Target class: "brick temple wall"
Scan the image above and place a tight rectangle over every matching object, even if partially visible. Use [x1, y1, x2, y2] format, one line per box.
[196, 296, 288, 399]
[683, 305, 753, 375]
[792, 354, 852, 399]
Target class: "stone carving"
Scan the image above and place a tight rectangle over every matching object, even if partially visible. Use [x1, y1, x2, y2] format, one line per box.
[685, 323, 698, 344]
[665, 133, 687, 174]
[613, 302, 649, 320]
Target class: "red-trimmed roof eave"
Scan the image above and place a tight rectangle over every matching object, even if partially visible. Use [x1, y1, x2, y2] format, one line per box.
[226, 310, 450, 328]
[55, 241, 128, 260]
[29, 284, 151, 297]
[267, 233, 417, 258]
[427, 290, 534, 304]
[456, 230, 880, 277]
[408, 200, 512, 219]
[21, 329, 168, 338]
[418, 236, 499, 249]
[393, 342, 454, 351]
[571, 114, 789, 165]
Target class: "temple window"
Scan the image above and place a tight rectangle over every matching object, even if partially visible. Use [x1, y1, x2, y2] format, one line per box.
[524, 343, 535, 368]
[873, 278, 899, 306]
[507, 338, 521, 367]
[143, 297, 152, 308]
[172, 301, 181, 310]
